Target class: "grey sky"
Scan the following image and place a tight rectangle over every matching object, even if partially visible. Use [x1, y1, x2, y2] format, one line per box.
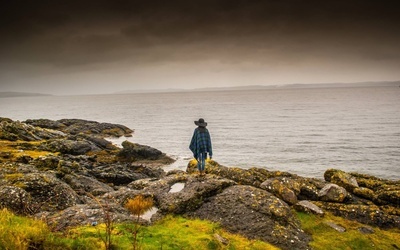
[1, 0, 399, 95]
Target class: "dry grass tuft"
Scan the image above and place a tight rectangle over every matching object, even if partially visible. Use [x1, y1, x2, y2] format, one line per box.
[125, 195, 154, 216]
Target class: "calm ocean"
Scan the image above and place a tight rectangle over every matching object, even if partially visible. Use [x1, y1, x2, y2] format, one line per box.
[1, 86, 399, 180]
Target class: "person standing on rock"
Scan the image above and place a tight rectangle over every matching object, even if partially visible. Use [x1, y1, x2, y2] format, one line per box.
[190, 118, 213, 176]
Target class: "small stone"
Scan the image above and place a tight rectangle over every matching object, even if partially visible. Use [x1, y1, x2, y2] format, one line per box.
[294, 200, 324, 216]
[325, 221, 346, 232]
[358, 227, 375, 234]
[214, 233, 229, 245]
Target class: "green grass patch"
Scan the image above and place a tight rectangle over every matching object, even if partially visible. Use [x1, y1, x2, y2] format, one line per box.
[296, 211, 400, 250]
[8, 204, 399, 250]
[0, 208, 49, 249]
[70, 215, 278, 249]
[0, 208, 99, 249]
[0, 209, 278, 250]
[124, 215, 278, 249]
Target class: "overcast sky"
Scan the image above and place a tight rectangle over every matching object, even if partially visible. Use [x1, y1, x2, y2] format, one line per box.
[1, 0, 399, 95]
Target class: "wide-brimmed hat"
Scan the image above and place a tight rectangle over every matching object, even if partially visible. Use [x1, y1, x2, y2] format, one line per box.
[194, 118, 207, 127]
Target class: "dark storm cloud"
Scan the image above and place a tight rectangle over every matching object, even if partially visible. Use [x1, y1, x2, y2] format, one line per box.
[1, 0, 399, 66]
[0, 0, 399, 94]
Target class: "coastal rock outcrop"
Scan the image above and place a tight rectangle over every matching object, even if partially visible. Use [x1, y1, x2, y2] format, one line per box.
[37, 203, 133, 231]
[1, 117, 399, 249]
[187, 160, 400, 230]
[117, 140, 165, 161]
[0, 118, 171, 216]
[89, 164, 165, 186]
[39, 138, 99, 155]
[1, 171, 80, 214]
[25, 118, 134, 137]
[0, 118, 64, 141]
[260, 177, 300, 205]
[187, 185, 310, 250]
[314, 202, 400, 229]
[155, 175, 235, 214]
[351, 172, 400, 206]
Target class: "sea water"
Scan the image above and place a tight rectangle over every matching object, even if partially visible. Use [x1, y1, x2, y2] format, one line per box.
[1, 86, 399, 180]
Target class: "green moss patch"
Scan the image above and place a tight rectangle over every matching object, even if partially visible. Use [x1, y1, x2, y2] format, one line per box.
[0, 140, 55, 162]
[297, 211, 400, 250]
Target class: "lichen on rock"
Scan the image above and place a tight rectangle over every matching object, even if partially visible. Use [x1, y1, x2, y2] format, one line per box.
[318, 183, 348, 203]
[324, 168, 359, 192]
[187, 185, 311, 250]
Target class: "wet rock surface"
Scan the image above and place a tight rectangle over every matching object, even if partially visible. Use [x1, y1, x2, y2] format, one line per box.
[187, 160, 400, 230]
[0, 119, 64, 141]
[25, 118, 134, 137]
[117, 140, 164, 161]
[187, 185, 311, 250]
[1, 117, 399, 249]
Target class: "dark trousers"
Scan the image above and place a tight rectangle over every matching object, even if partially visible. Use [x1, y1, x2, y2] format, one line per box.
[197, 152, 207, 171]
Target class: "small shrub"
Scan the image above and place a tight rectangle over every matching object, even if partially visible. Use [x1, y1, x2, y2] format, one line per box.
[125, 196, 154, 216]
[125, 195, 154, 250]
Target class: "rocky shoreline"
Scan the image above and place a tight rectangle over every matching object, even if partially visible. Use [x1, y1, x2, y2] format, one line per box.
[0, 117, 399, 250]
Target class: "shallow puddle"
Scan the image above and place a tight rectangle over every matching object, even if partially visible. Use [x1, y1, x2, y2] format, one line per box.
[141, 207, 158, 221]
[169, 182, 185, 193]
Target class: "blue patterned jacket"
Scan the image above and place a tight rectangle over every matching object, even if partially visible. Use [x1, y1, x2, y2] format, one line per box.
[189, 127, 213, 158]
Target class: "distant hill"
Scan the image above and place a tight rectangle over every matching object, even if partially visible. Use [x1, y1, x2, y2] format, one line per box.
[114, 80, 400, 94]
[0, 92, 52, 98]
[280, 81, 400, 89]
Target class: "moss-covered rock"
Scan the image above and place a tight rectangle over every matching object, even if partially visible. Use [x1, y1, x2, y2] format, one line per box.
[32, 156, 60, 171]
[187, 185, 311, 250]
[298, 181, 322, 201]
[36, 203, 132, 231]
[89, 163, 165, 186]
[0, 185, 32, 215]
[62, 174, 114, 196]
[318, 183, 348, 202]
[158, 175, 235, 214]
[351, 172, 399, 190]
[260, 178, 298, 205]
[0, 119, 63, 141]
[3, 173, 80, 213]
[25, 118, 134, 137]
[353, 187, 376, 201]
[39, 139, 98, 155]
[314, 201, 400, 229]
[187, 159, 295, 187]
[376, 189, 400, 206]
[78, 134, 116, 150]
[24, 119, 66, 130]
[324, 169, 359, 192]
[118, 140, 166, 161]
[348, 172, 400, 206]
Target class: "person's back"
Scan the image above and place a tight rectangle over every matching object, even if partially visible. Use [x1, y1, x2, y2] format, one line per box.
[189, 118, 212, 176]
